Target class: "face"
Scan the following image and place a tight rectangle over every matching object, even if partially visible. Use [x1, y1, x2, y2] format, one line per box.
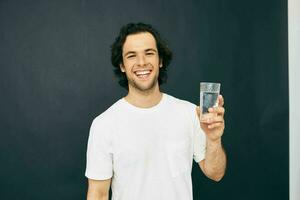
[120, 32, 162, 92]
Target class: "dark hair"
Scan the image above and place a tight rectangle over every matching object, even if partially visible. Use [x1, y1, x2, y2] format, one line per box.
[111, 22, 173, 90]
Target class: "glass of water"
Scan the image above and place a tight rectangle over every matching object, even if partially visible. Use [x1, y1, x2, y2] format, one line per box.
[200, 82, 221, 122]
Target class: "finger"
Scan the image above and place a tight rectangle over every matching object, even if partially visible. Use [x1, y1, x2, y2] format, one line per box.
[202, 116, 224, 124]
[208, 107, 225, 116]
[208, 122, 224, 129]
[218, 95, 224, 106]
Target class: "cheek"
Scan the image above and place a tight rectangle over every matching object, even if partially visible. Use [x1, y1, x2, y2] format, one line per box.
[149, 57, 160, 65]
[121, 62, 133, 72]
[123, 59, 136, 67]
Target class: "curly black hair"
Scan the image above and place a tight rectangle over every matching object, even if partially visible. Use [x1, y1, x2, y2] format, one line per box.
[111, 22, 173, 90]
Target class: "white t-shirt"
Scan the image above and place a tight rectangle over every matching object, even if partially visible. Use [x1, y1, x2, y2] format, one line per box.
[85, 93, 206, 200]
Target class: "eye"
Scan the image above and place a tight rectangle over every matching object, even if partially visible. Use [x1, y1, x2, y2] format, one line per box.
[146, 52, 155, 56]
[127, 55, 136, 59]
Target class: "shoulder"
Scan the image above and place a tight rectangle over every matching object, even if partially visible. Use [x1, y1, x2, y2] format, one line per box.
[164, 93, 198, 126]
[164, 93, 197, 112]
[91, 99, 123, 129]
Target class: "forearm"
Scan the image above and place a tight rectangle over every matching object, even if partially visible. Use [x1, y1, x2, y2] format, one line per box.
[87, 190, 109, 200]
[203, 138, 226, 181]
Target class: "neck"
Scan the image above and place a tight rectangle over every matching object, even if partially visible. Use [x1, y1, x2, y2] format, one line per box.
[124, 83, 163, 108]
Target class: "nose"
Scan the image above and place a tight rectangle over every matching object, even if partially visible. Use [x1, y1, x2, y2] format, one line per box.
[136, 54, 146, 66]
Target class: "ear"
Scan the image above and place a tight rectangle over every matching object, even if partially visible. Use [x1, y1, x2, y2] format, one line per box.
[159, 60, 163, 68]
[120, 63, 125, 72]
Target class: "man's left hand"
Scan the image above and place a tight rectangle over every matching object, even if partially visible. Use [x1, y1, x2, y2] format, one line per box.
[196, 95, 225, 142]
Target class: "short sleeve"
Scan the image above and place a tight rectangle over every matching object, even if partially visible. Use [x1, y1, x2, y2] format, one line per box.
[192, 105, 207, 163]
[85, 117, 113, 180]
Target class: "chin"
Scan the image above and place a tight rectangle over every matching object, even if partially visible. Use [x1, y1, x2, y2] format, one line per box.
[131, 79, 158, 92]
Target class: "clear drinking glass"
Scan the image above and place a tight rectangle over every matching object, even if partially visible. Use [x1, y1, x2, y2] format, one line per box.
[200, 82, 221, 121]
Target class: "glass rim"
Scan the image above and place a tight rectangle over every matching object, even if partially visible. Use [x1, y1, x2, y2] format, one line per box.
[200, 82, 221, 85]
[200, 82, 221, 92]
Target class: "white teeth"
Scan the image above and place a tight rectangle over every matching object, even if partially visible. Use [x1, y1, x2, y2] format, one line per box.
[135, 70, 151, 75]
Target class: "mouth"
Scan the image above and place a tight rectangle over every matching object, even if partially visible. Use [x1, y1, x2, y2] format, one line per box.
[134, 69, 152, 80]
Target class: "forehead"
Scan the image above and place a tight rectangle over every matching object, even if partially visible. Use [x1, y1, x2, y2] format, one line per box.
[122, 32, 157, 52]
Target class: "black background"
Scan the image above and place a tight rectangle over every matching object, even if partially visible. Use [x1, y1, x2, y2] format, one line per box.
[0, 0, 288, 199]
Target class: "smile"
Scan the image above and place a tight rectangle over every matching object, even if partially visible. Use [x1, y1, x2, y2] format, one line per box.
[134, 70, 152, 80]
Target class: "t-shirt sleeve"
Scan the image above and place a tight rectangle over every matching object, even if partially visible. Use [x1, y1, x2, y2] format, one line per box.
[85, 117, 113, 180]
[192, 105, 207, 163]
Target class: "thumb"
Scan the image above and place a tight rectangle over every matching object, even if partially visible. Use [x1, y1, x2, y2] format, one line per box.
[196, 106, 200, 116]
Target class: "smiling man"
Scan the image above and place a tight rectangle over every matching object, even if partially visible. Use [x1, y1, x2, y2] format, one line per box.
[120, 32, 161, 100]
[85, 23, 226, 200]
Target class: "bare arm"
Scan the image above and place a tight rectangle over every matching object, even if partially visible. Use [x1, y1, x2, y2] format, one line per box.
[87, 178, 111, 200]
[199, 139, 226, 181]
[196, 95, 227, 181]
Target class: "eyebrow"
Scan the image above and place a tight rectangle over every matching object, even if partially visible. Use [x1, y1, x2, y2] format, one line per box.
[123, 48, 157, 57]
[145, 48, 157, 52]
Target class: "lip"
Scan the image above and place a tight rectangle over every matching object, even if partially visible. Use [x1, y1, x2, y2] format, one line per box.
[133, 69, 152, 73]
[133, 69, 152, 80]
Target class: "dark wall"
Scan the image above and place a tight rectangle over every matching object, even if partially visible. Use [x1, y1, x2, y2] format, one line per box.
[0, 0, 288, 199]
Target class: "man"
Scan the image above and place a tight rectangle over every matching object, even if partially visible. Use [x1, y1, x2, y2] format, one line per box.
[85, 22, 226, 200]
